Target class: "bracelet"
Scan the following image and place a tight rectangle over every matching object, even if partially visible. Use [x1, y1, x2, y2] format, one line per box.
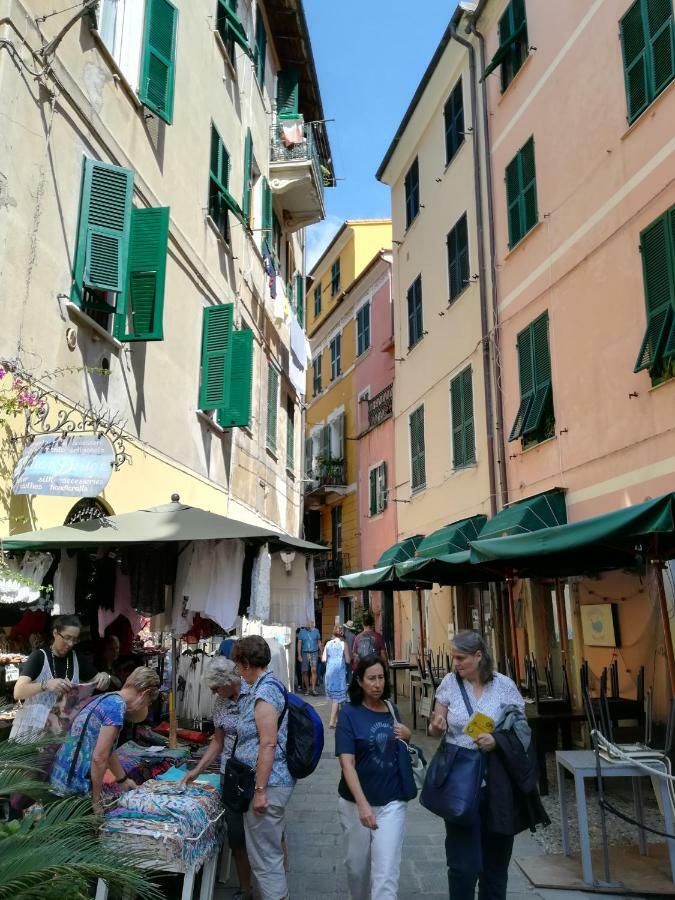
[254, 785, 267, 792]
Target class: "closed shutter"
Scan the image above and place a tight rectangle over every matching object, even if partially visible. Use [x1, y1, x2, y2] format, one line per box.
[410, 407, 426, 491]
[451, 367, 475, 467]
[277, 68, 299, 117]
[369, 468, 378, 516]
[254, 12, 266, 85]
[621, 1, 649, 121]
[139, 0, 178, 125]
[295, 274, 304, 325]
[242, 128, 253, 226]
[635, 213, 675, 371]
[304, 436, 313, 476]
[506, 138, 537, 248]
[405, 158, 419, 228]
[320, 423, 331, 460]
[261, 177, 273, 237]
[114, 206, 169, 342]
[462, 368, 475, 464]
[648, 0, 675, 95]
[286, 400, 295, 470]
[448, 214, 469, 301]
[199, 303, 234, 410]
[509, 325, 534, 441]
[218, 328, 254, 428]
[266, 364, 279, 451]
[378, 463, 388, 511]
[444, 78, 464, 164]
[522, 313, 551, 435]
[72, 159, 134, 303]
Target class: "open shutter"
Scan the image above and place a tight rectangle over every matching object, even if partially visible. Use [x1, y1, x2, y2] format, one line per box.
[115, 206, 169, 341]
[450, 372, 465, 467]
[410, 407, 426, 490]
[217, 0, 251, 56]
[286, 401, 295, 470]
[505, 154, 521, 248]
[295, 274, 304, 325]
[522, 313, 551, 435]
[509, 326, 534, 440]
[304, 436, 313, 476]
[369, 468, 378, 516]
[277, 68, 299, 117]
[139, 0, 178, 125]
[320, 423, 331, 460]
[218, 328, 253, 428]
[647, 0, 675, 96]
[635, 213, 675, 371]
[254, 12, 267, 85]
[378, 463, 388, 511]
[242, 128, 253, 227]
[462, 367, 475, 464]
[335, 413, 345, 459]
[199, 303, 234, 410]
[266, 365, 279, 451]
[261, 177, 273, 237]
[621, 1, 650, 121]
[520, 138, 538, 235]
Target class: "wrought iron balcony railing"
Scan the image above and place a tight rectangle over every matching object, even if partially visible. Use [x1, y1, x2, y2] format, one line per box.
[368, 384, 393, 429]
[269, 118, 325, 202]
[314, 551, 351, 582]
[304, 459, 346, 494]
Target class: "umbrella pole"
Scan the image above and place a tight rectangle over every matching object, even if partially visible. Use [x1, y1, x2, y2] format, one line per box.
[507, 579, 521, 686]
[554, 579, 569, 665]
[169, 635, 178, 749]
[416, 588, 426, 659]
[653, 563, 675, 696]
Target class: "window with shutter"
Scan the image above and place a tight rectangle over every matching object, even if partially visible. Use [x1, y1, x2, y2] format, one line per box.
[208, 124, 245, 237]
[320, 423, 331, 461]
[505, 137, 538, 248]
[331, 259, 341, 296]
[266, 364, 279, 452]
[254, 11, 267, 86]
[199, 303, 234, 411]
[295, 274, 304, 325]
[450, 366, 475, 468]
[369, 468, 378, 517]
[277, 68, 299, 118]
[620, 0, 674, 124]
[217, 328, 254, 428]
[286, 398, 295, 471]
[139, 0, 178, 125]
[333, 413, 345, 459]
[634, 206, 675, 376]
[483, 0, 529, 89]
[304, 436, 314, 477]
[378, 462, 388, 512]
[242, 129, 253, 227]
[357, 303, 371, 356]
[409, 406, 426, 492]
[331, 505, 342, 556]
[216, 0, 250, 59]
[404, 157, 420, 229]
[508, 311, 554, 443]
[114, 206, 169, 341]
[444, 78, 465, 165]
[447, 213, 470, 302]
[312, 356, 322, 396]
[261, 177, 273, 238]
[407, 275, 424, 348]
[330, 334, 342, 380]
[314, 283, 322, 317]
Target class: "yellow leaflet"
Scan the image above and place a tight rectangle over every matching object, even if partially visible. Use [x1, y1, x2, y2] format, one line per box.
[463, 712, 495, 739]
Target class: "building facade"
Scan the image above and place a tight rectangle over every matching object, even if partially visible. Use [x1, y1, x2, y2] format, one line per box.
[0, 0, 332, 541]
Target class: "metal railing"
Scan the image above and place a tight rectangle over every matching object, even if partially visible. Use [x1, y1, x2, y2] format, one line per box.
[269, 118, 324, 202]
[368, 384, 393, 429]
[304, 459, 346, 493]
[314, 551, 350, 581]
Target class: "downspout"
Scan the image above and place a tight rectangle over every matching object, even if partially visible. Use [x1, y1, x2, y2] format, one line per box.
[467, 17, 509, 510]
[449, 24, 497, 519]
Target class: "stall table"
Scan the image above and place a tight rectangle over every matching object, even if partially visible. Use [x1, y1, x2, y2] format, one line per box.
[95, 851, 218, 900]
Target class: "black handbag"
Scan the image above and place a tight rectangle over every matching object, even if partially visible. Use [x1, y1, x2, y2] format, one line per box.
[222, 741, 256, 813]
[419, 676, 485, 824]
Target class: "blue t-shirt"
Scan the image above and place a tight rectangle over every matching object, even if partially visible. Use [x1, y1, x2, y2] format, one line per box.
[219, 638, 235, 658]
[298, 627, 320, 653]
[234, 672, 294, 787]
[335, 702, 406, 806]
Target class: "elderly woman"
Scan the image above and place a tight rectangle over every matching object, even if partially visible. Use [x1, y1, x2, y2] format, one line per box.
[50, 666, 160, 814]
[181, 657, 252, 900]
[231, 635, 293, 900]
[429, 631, 547, 900]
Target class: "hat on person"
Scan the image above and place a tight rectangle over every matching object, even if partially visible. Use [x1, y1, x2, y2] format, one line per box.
[344, 620, 354, 628]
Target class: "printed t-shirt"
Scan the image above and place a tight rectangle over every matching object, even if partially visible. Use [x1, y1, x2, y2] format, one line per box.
[298, 627, 320, 653]
[351, 630, 385, 668]
[434, 671, 525, 750]
[234, 672, 293, 787]
[21, 647, 97, 682]
[50, 693, 126, 796]
[335, 702, 405, 806]
[212, 678, 250, 770]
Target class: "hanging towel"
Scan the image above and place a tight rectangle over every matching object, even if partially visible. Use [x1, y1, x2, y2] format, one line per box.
[281, 121, 304, 146]
[204, 540, 245, 631]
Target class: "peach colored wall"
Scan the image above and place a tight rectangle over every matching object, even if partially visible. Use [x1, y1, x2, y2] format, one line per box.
[354, 277, 395, 411]
[358, 420, 397, 569]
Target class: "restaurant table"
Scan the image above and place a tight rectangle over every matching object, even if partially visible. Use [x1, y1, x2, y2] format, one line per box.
[556, 749, 675, 887]
[388, 660, 417, 705]
[525, 703, 587, 795]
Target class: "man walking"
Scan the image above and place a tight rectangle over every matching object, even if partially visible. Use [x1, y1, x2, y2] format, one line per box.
[351, 612, 387, 670]
[297, 621, 322, 695]
[342, 620, 356, 685]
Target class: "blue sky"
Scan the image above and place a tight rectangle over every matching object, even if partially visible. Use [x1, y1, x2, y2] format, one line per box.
[303, 1, 453, 269]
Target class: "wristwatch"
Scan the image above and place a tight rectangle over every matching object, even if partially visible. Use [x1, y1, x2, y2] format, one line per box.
[254, 785, 267, 792]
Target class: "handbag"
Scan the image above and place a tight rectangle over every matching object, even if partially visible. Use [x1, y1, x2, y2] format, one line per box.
[419, 675, 485, 824]
[385, 700, 427, 799]
[222, 741, 256, 814]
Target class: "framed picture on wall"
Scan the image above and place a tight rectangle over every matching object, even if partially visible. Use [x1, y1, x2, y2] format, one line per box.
[580, 603, 620, 648]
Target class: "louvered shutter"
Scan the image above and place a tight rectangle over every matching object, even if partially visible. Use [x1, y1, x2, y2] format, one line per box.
[72, 159, 134, 302]
[304, 436, 313, 476]
[647, 0, 675, 96]
[509, 326, 534, 440]
[115, 206, 169, 341]
[450, 372, 464, 467]
[621, 1, 650, 121]
[296, 275, 304, 325]
[261, 177, 273, 237]
[462, 367, 475, 464]
[505, 154, 522, 248]
[199, 303, 234, 410]
[320, 423, 331, 460]
[266, 364, 279, 451]
[254, 13, 267, 85]
[218, 328, 254, 428]
[378, 463, 388, 511]
[457, 214, 469, 293]
[277, 68, 299, 118]
[635, 213, 675, 371]
[410, 407, 426, 490]
[520, 138, 538, 235]
[217, 0, 251, 56]
[369, 468, 378, 516]
[522, 313, 552, 435]
[139, 0, 178, 125]
[286, 400, 295, 470]
[242, 129, 253, 226]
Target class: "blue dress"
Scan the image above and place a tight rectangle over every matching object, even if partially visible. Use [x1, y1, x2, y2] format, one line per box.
[324, 639, 347, 702]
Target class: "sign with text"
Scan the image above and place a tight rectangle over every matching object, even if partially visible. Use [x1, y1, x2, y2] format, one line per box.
[12, 434, 114, 497]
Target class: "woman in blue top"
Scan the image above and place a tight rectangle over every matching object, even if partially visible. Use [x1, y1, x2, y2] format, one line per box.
[336, 655, 412, 900]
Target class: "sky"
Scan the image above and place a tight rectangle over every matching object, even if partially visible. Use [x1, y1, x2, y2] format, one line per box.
[303, 1, 453, 269]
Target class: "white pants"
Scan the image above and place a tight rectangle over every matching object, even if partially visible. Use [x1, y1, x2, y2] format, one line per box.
[338, 796, 407, 900]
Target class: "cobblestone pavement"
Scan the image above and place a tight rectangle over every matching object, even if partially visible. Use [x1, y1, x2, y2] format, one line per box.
[215, 693, 626, 900]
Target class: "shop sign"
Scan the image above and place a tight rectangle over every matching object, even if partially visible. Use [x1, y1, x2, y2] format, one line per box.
[12, 434, 114, 497]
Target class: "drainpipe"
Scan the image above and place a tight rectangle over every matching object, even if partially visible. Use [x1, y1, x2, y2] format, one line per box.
[449, 24, 497, 519]
[466, 17, 509, 511]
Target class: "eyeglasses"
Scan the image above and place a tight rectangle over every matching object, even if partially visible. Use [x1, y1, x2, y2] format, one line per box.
[57, 632, 78, 645]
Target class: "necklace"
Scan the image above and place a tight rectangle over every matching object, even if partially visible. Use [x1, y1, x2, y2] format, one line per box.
[47, 647, 72, 681]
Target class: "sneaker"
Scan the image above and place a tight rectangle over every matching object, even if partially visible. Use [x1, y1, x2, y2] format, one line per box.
[310, 688, 318, 696]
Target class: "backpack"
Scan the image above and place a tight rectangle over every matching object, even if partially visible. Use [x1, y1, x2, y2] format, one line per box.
[270, 680, 324, 779]
[354, 631, 377, 661]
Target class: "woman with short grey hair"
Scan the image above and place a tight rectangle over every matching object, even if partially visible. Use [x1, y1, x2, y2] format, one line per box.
[181, 655, 252, 900]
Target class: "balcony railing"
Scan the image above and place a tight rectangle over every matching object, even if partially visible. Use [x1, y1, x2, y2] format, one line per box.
[368, 384, 393, 429]
[269, 118, 325, 202]
[314, 551, 351, 582]
[304, 458, 346, 494]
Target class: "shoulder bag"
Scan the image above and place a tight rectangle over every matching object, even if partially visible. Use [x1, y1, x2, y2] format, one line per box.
[384, 700, 427, 797]
[419, 675, 485, 824]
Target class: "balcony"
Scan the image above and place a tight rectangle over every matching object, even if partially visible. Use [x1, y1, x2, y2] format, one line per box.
[269, 118, 326, 232]
[303, 458, 348, 508]
[314, 551, 351, 583]
[368, 384, 393, 430]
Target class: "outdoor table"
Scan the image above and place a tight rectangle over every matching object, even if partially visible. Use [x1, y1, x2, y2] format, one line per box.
[556, 749, 675, 886]
[525, 704, 586, 795]
[388, 660, 417, 704]
[95, 849, 218, 900]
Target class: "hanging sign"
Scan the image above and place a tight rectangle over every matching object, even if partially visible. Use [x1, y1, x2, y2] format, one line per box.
[12, 434, 114, 497]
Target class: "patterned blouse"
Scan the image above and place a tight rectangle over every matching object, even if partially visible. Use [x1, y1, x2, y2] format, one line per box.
[212, 678, 249, 772]
[234, 671, 293, 787]
[434, 671, 524, 750]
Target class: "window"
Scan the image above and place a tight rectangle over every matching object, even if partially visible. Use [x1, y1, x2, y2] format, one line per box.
[277, 68, 299, 118]
[314, 283, 322, 317]
[369, 462, 388, 516]
[450, 366, 475, 468]
[409, 406, 426, 492]
[330, 334, 342, 380]
[404, 157, 420, 229]
[254, 10, 267, 86]
[295, 274, 304, 326]
[483, 0, 529, 90]
[286, 398, 295, 471]
[447, 213, 470, 302]
[330, 412, 345, 460]
[266, 364, 279, 452]
[634, 206, 675, 379]
[260, 176, 273, 251]
[331, 504, 343, 557]
[209, 124, 245, 239]
[444, 78, 464, 165]
[505, 136, 538, 248]
[331, 258, 341, 296]
[199, 306, 255, 427]
[358, 387, 370, 432]
[509, 312, 554, 444]
[216, 0, 250, 62]
[312, 355, 322, 396]
[621, 0, 674, 123]
[242, 129, 253, 227]
[216, 327, 254, 428]
[356, 303, 371, 356]
[96, 0, 145, 91]
[70, 158, 169, 341]
[407, 275, 424, 348]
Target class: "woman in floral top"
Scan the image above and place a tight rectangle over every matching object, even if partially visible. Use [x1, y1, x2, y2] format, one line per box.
[232, 635, 293, 900]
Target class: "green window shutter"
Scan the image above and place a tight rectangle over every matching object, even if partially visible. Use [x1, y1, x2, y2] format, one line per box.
[199, 303, 234, 410]
[139, 0, 178, 125]
[72, 158, 134, 305]
[320, 423, 331, 459]
[405, 158, 419, 229]
[296, 274, 304, 325]
[410, 406, 426, 491]
[647, 0, 675, 95]
[522, 313, 552, 435]
[450, 372, 465, 467]
[379, 463, 388, 511]
[444, 78, 464, 164]
[621, 0, 675, 123]
[462, 367, 475, 464]
[286, 400, 295, 470]
[336, 413, 345, 459]
[505, 137, 537, 248]
[369, 468, 378, 516]
[261, 177, 273, 237]
[314, 283, 322, 316]
[448, 213, 469, 301]
[331, 259, 340, 295]
[218, 328, 254, 428]
[266, 364, 279, 451]
[635, 212, 675, 371]
[217, 0, 251, 57]
[505, 154, 522, 248]
[114, 206, 169, 342]
[304, 436, 313, 475]
[621, 1, 649, 121]
[277, 68, 299, 118]
[242, 128, 253, 226]
[509, 325, 534, 441]
[254, 12, 267, 85]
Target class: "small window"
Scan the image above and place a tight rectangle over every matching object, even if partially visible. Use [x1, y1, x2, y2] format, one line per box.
[215, 0, 250, 62]
[209, 123, 245, 239]
[450, 366, 475, 468]
[634, 206, 675, 381]
[331, 258, 341, 296]
[369, 462, 388, 516]
[314, 283, 322, 316]
[482, 0, 529, 91]
[447, 213, 469, 302]
[409, 406, 426, 492]
[266, 363, 279, 452]
[330, 334, 342, 380]
[356, 303, 371, 356]
[509, 312, 554, 445]
[505, 137, 538, 249]
[312, 356, 322, 397]
[444, 78, 464, 165]
[286, 398, 295, 471]
[620, 0, 674, 123]
[407, 275, 424, 348]
[96, 0, 145, 91]
[404, 157, 420, 229]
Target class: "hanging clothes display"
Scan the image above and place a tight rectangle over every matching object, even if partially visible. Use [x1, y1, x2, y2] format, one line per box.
[184, 542, 213, 614]
[176, 649, 213, 724]
[203, 540, 244, 631]
[238, 544, 258, 618]
[98, 562, 145, 638]
[126, 547, 176, 616]
[52, 550, 77, 615]
[269, 552, 310, 626]
[172, 542, 196, 635]
[266, 637, 289, 689]
[0, 553, 52, 605]
[250, 544, 271, 621]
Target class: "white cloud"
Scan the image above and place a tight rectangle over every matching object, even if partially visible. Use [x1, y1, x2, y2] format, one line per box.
[305, 215, 342, 273]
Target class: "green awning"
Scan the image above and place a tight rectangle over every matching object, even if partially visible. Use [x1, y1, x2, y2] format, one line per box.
[376, 536, 424, 566]
[396, 550, 502, 586]
[416, 515, 487, 558]
[468, 492, 675, 576]
[339, 565, 396, 590]
[338, 536, 427, 590]
[481, 22, 527, 80]
[477, 489, 566, 541]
